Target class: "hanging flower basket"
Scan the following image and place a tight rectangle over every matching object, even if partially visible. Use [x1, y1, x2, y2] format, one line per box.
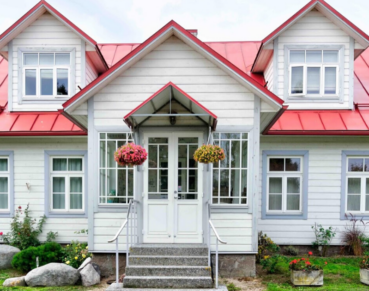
[114, 143, 148, 166]
[193, 144, 225, 164]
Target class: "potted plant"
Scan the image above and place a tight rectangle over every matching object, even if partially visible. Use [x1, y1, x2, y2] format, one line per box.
[114, 143, 147, 166]
[289, 252, 324, 286]
[360, 255, 369, 285]
[193, 144, 225, 164]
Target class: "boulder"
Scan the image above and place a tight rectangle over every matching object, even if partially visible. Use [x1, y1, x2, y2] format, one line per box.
[2, 276, 26, 287]
[78, 257, 92, 270]
[80, 263, 100, 286]
[0, 245, 20, 269]
[25, 263, 80, 287]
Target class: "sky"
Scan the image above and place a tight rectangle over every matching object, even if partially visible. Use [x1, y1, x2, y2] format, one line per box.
[0, 0, 368, 43]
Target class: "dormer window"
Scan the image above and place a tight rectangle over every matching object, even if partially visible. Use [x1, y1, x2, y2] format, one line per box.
[288, 49, 340, 99]
[23, 52, 70, 98]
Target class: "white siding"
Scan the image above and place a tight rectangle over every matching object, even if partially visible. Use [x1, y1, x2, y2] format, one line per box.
[86, 54, 98, 85]
[93, 36, 254, 127]
[11, 12, 83, 111]
[258, 136, 369, 245]
[71, 102, 88, 115]
[277, 10, 352, 109]
[264, 57, 273, 93]
[0, 137, 88, 243]
[210, 213, 253, 252]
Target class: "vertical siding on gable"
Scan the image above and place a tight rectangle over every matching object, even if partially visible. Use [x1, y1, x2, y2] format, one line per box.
[11, 12, 82, 111]
[93, 36, 254, 127]
[278, 10, 351, 109]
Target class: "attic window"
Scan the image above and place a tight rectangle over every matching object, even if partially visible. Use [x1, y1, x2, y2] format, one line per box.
[289, 50, 339, 97]
[23, 52, 70, 98]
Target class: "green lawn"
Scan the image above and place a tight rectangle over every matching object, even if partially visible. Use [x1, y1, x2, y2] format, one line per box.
[260, 257, 368, 291]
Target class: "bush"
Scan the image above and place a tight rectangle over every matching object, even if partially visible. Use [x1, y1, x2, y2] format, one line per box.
[260, 254, 288, 274]
[257, 231, 280, 263]
[11, 242, 63, 272]
[342, 213, 368, 256]
[311, 223, 336, 257]
[284, 245, 298, 256]
[3, 204, 58, 250]
[226, 283, 241, 291]
[63, 241, 92, 268]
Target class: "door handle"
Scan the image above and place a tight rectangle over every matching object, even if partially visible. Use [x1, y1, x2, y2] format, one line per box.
[174, 190, 178, 199]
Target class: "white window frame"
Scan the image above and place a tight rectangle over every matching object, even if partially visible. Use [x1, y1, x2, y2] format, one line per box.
[0, 157, 10, 212]
[49, 156, 84, 213]
[266, 156, 303, 214]
[288, 49, 340, 98]
[22, 52, 71, 98]
[345, 157, 369, 214]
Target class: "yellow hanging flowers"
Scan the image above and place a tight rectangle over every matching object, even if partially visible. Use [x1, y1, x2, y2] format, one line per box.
[193, 144, 225, 164]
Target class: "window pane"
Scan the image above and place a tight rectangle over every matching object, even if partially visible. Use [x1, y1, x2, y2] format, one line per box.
[178, 145, 187, 168]
[231, 140, 240, 168]
[159, 145, 168, 168]
[323, 50, 338, 63]
[148, 170, 157, 192]
[348, 178, 361, 194]
[213, 133, 220, 139]
[287, 195, 300, 210]
[0, 194, 8, 209]
[55, 53, 70, 65]
[70, 177, 82, 193]
[107, 141, 116, 168]
[39, 53, 54, 65]
[348, 158, 363, 172]
[178, 170, 187, 192]
[0, 177, 8, 193]
[24, 53, 38, 65]
[306, 50, 322, 63]
[241, 170, 247, 199]
[68, 158, 82, 171]
[148, 138, 168, 143]
[286, 158, 301, 171]
[213, 169, 219, 202]
[269, 195, 282, 210]
[287, 177, 300, 194]
[100, 169, 106, 198]
[128, 169, 134, 197]
[307, 67, 320, 94]
[367, 178, 369, 195]
[25, 69, 36, 95]
[189, 145, 197, 168]
[220, 170, 229, 196]
[160, 169, 168, 192]
[179, 137, 198, 143]
[0, 159, 8, 171]
[220, 141, 230, 168]
[366, 195, 369, 212]
[52, 177, 65, 209]
[148, 145, 157, 168]
[290, 50, 305, 63]
[221, 133, 240, 139]
[117, 170, 126, 197]
[40, 69, 53, 95]
[241, 141, 248, 168]
[230, 169, 240, 200]
[189, 169, 197, 192]
[348, 195, 360, 211]
[53, 158, 67, 171]
[70, 194, 82, 209]
[107, 133, 126, 139]
[269, 158, 284, 171]
[107, 169, 116, 201]
[57, 69, 68, 95]
[324, 67, 337, 94]
[365, 159, 369, 172]
[291, 66, 304, 94]
[100, 141, 106, 167]
[269, 177, 282, 193]
[70, 177, 83, 210]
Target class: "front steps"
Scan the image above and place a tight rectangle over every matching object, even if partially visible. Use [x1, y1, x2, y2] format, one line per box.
[123, 244, 213, 289]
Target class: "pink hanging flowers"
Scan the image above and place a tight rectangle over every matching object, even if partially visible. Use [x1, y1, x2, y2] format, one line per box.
[114, 142, 148, 167]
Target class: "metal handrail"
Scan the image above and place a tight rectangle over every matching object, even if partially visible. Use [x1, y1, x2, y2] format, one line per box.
[108, 200, 133, 243]
[209, 220, 227, 244]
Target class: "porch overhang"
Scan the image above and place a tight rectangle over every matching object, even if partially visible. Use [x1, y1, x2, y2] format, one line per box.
[123, 82, 218, 131]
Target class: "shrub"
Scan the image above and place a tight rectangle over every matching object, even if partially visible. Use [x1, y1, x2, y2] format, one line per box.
[3, 204, 58, 250]
[341, 213, 368, 256]
[284, 245, 298, 256]
[63, 241, 92, 268]
[311, 223, 336, 257]
[11, 242, 63, 272]
[260, 254, 289, 274]
[257, 231, 280, 263]
[226, 283, 241, 291]
[289, 253, 325, 271]
[360, 255, 369, 269]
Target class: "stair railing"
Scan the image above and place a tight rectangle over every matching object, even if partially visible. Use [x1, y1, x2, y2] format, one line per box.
[108, 199, 138, 285]
[207, 202, 227, 289]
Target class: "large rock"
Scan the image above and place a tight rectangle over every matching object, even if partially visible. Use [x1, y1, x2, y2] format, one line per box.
[25, 263, 80, 287]
[0, 245, 20, 269]
[80, 263, 101, 286]
[2, 276, 26, 287]
[78, 257, 92, 270]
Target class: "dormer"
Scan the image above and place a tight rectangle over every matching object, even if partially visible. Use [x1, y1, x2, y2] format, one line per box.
[0, 0, 107, 112]
[252, 0, 369, 110]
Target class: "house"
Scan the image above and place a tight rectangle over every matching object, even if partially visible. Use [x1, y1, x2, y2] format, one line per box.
[1, 0, 369, 287]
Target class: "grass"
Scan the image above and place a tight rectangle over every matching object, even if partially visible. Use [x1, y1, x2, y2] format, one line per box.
[0, 269, 104, 291]
[260, 256, 368, 291]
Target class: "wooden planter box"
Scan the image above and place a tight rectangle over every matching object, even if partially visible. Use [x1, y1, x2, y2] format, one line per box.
[360, 269, 369, 285]
[291, 270, 324, 286]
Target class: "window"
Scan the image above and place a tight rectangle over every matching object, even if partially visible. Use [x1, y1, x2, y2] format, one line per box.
[212, 133, 248, 205]
[267, 157, 302, 213]
[99, 133, 134, 204]
[50, 157, 84, 212]
[23, 52, 70, 98]
[345, 157, 369, 213]
[0, 157, 9, 211]
[289, 50, 339, 97]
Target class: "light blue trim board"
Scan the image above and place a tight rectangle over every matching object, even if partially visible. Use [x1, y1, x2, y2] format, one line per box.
[7, 41, 13, 111]
[44, 150, 88, 218]
[262, 150, 309, 220]
[341, 151, 369, 220]
[0, 151, 14, 218]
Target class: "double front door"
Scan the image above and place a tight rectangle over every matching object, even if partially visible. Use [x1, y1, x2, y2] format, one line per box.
[143, 132, 203, 243]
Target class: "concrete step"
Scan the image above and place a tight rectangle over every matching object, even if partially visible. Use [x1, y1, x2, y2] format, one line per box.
[123, 276, 213, 289]
[129, 255, 208, 266]
[125, 265, 211, 277]
[130, 244, 208, 256]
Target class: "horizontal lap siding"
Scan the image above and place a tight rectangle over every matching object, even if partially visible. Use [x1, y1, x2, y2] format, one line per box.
[259, 136, 369, 245]
[93, 36, 254, 127]
[0, 137, 88, 243]
[12, 12, 82, 111]
[278, 10, 351, 109]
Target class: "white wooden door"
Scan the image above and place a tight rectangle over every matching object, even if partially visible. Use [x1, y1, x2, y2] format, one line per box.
[143, 132, 203, 243]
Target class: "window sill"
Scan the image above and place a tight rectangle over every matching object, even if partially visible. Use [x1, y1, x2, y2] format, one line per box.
[97, 204, 129, 213]
[286, 96, 341, 103]
[47, 211, 87, 218]
[0, 212, 12, 218]
[211, 205, 249, 213]
[263, 212, 305, 220]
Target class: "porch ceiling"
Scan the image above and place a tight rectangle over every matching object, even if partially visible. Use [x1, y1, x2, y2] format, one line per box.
[123, 82, 218, 130]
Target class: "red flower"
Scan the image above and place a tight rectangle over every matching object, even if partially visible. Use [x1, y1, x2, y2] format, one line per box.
[301, 258, 305, 260]
[308, 251, 313, 256]
[0, 232, 3, 235]
[305, 261, 311, 265]
[18, 206, 22, 210]
[325, 262, 327, 265]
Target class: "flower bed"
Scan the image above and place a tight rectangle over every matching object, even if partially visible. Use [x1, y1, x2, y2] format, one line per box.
[289, 253, 325, 286]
